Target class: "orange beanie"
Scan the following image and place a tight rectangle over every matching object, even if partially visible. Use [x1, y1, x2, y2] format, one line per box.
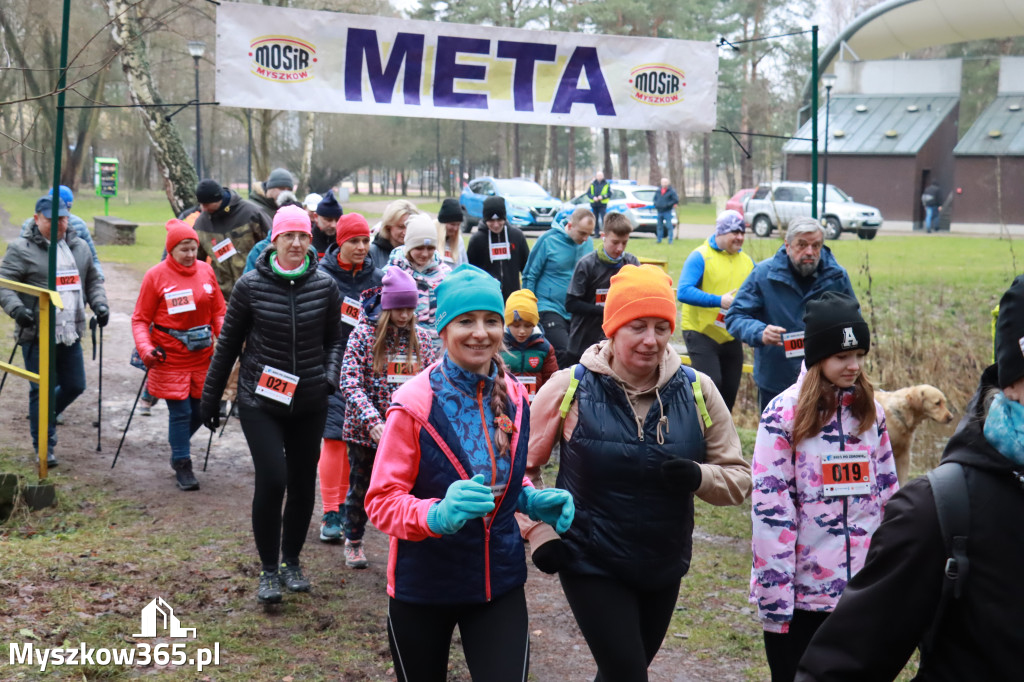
[601, 264, 678, 337]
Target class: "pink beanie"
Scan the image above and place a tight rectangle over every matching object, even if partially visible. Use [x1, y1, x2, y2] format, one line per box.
[381, 268, 419, 310]
[271, 204, 312, 242]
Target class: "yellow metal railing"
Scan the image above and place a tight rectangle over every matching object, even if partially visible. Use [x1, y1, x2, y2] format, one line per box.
[680, 354, 753, 375]
[0, 278, 64, 480]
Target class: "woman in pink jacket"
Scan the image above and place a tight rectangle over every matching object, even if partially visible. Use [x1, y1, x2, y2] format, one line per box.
[131, 220, 225, 491]
[749, 292, 898, 682]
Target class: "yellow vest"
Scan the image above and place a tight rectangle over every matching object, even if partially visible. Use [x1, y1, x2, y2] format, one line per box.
[681, 239, 754, 343]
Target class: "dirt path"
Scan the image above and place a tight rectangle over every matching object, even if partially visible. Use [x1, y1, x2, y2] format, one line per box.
[0, 230, 748, 680]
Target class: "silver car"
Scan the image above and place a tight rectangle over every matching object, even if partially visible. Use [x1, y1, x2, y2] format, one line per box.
[567, 182, 678, 232]
[743, 182, 883, 240]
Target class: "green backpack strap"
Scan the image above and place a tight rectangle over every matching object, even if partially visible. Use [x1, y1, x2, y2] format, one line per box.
[559, 363, 712, 429]
[680, 364, 713, 429]
[559, 364, 587, 419]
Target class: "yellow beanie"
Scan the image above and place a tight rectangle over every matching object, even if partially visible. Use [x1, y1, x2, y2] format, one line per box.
[602, 264, 677, 337]
[504, 289, 540, 326]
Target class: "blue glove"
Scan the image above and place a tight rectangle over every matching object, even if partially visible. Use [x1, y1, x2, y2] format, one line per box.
[517, 486, 574, 534]
[427, 474, 495, 535]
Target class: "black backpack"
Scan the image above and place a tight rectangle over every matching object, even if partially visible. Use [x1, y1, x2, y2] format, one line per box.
[920, 461, 970, 654]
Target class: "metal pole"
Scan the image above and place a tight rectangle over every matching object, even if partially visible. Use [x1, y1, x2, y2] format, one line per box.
[95, 324, 102, 452]
[111, 368, 150, 468]
[0, 344, 18, 397]
[194, 55, 202, 179]
[821, 83, 832, 222]
[436, 119, 442, 201]
[810, 25, 819, 220]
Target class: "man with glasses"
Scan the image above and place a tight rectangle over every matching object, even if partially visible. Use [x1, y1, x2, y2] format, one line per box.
[725, 217, 856, 412]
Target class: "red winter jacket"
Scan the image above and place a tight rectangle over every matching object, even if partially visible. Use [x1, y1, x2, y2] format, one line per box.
[132, 257, 225, 399]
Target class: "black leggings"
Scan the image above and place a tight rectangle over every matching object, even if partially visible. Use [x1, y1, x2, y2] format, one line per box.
[387, 586, 529, 682]
[559, 571, 680, 682]
[763, 609, 830, 682]
[683, 331, 744, 411]
[238, 405, 327, 571]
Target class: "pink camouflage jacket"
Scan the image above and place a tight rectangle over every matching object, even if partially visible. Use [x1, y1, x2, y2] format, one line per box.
[749, 369, 899, 633]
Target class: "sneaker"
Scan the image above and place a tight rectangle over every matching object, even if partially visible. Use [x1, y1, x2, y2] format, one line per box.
[344, 539, 368, 569]
[257, 570, 282, 604]
[172, 459, 200, 491]
[138, 400, 152, 417]
[54, 413, 65, 425]
[279, 561, 310, 592]
[46, 453, 58, 468]
[319, 510, 342, 542]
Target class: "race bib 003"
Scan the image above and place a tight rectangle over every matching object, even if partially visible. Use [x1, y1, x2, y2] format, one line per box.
[783, 331, 805, 359]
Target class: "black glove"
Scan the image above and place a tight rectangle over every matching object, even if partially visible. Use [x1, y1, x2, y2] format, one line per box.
[532, 539, 571, 575]
[94, 304, 110, 328]
[13, 306, 35, 328]
[325, 373, 338, 395]
[661, 458, 702, 493]
[200, 401, 220, 431]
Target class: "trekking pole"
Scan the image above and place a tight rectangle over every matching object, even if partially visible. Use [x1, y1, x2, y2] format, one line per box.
[218, 410, 230, 438]
[111, 367, 150, 469]
[203, 425, 214, 472]
[96, 324, 103, 451]
[0, 343, 19, 398]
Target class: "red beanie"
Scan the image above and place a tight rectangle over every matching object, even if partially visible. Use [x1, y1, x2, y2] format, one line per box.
[601, 264, 678, 337]
[165, 219, 198, 253]
[336, 213, 371, 246]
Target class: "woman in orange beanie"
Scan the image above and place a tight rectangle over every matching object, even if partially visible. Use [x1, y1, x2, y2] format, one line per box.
[522, 263, 751, 680]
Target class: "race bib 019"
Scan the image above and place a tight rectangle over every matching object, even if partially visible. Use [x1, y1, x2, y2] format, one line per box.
[822, 452, 872, 496]
[783, 331, 805, 359]
[164, 288, 196, 315]
[212, 237, 237, 263]
[255, 365, 299, 405]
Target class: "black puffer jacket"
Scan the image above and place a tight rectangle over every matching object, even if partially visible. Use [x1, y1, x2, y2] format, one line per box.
[319, 246, 383, 440]
[797, 364, 1024, 681]
[201, 246, 343, 418]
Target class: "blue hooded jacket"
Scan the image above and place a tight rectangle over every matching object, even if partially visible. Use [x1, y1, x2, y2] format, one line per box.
[725, 244, 855, 395]
[522, 226, 592, 320]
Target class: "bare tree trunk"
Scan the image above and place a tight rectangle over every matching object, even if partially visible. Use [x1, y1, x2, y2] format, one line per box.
[617, 129, 629, 179]
[62, 62, 109, 190]
[256, 110, 275, 185]
[107, 0, 197, 214]
[497, 123, 508, 177]
[542, 125, 553, 189]
[548, 126, 559, 193]
[300, 111, 315, 194]
[702, 133, 711, 204]
[512, 124, 521, 177]
[567, 127, 577, 197]
[667, 131, 686, 204]
[645, 130, 660, 185]
[602, 128, 613, 177]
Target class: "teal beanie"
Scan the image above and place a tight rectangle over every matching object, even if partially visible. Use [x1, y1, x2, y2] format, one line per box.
[435, 264, 505, 332]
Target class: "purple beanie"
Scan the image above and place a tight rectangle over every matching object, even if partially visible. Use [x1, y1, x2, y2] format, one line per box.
[382, 268, 419, 310]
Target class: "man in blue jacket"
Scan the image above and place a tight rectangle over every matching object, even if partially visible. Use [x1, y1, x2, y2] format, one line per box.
[522, 207, 594, 367]
[725, 217, 856, 412]
[654, 177, 679, 244]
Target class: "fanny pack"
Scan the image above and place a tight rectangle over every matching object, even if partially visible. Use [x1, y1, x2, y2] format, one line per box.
[154, 323, 213, 351]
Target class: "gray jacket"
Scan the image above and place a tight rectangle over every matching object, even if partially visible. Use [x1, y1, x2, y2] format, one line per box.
[0, 224, 108, 344]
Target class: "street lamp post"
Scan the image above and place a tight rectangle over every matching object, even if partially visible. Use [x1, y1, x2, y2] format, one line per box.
[821, 72, 836, 222]
[187, 40, 206, 179]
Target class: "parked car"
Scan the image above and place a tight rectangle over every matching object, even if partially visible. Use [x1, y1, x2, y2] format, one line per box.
[743, 181, 883, 240]
[566, 182, 679, 233]
[459, 177, 563, 231]
[725, 188, 756, 219]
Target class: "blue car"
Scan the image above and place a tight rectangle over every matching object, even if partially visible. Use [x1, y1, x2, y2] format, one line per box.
[459, 177, 563, 232]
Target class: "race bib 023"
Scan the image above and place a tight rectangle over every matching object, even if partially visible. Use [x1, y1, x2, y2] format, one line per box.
[164, 288, 196, 315]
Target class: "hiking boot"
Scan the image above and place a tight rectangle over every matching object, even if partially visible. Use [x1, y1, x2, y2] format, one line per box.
[138, 399, 153, 417]
[279, 561, 311, 592]
[172, 458, 200, 491]
[54, 413, 65, 425]
[344, 539, 368, 569]
[319, 510, 343, 542]
[257, 570, 282, 604]
[46, 453, 58, 468]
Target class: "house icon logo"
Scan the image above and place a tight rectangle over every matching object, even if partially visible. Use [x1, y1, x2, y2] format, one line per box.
[133, 597, 197, 638]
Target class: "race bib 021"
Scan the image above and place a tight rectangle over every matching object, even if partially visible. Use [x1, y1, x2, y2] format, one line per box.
[255, 365, 300, 405]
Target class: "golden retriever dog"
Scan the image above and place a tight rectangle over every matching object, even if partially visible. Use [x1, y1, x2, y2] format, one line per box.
[875, 385, 955, 485]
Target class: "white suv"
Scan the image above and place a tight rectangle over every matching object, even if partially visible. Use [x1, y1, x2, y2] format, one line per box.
[567, 182, 678, 232]
[744, 182, 883, 240]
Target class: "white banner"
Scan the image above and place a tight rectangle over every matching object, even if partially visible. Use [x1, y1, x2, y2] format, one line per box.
[215, 3, 718, 132]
